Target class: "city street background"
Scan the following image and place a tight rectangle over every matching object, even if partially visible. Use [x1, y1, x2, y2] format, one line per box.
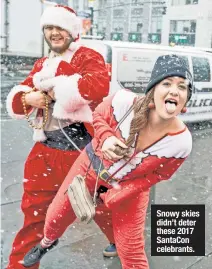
[1, 0, 212, 268]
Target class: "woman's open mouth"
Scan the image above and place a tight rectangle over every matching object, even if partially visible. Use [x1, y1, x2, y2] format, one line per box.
[165, 98, 178, 114]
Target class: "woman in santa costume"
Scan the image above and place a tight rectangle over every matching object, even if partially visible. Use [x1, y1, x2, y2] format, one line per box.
[23, 54, 193, 269]
[6, 5, 116, 269]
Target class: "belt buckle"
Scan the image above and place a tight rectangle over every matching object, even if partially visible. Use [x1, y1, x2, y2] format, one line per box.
[99, 169, 118, 184]
[99, 169, 111, 182]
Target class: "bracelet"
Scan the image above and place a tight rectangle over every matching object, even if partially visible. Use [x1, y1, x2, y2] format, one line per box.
[21, 89, 49, 130]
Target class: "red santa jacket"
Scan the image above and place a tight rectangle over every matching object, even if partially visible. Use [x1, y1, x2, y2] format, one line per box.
[91, 90, 192, 209]
[6, 44, 110, 141]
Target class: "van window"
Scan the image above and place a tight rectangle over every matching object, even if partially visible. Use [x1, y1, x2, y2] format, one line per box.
[181, 56, 189, 69]
[192, 57, 211, 82]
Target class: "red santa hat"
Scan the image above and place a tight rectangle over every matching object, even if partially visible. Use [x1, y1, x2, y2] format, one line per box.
[40, 5, 81, 40]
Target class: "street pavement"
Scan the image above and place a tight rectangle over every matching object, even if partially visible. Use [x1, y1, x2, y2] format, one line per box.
[1, 81, 212, 269]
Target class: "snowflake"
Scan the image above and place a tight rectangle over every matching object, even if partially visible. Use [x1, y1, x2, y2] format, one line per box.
[34, 211, 38, 216]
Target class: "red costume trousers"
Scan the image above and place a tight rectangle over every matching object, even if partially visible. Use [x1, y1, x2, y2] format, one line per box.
[43, 149, 150, 269]
[7, 142, 111, 269]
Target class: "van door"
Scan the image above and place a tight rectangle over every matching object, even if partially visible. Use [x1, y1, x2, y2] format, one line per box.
[185, 55, 212, 121]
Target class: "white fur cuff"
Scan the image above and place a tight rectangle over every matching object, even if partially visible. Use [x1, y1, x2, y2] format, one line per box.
[52, 74, 90, 112]
[6, 85, 35, 119]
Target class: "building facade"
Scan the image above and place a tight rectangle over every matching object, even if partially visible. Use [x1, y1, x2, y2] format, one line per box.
[162, 0, 212, 47]
[92, 0, 165, 44]
[88, 0, 212, 48]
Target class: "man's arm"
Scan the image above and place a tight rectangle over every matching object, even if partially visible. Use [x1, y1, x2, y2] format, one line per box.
[37, 47, 110, 121]
[76, 47, 110, 104]
[6, 58, 46, 119]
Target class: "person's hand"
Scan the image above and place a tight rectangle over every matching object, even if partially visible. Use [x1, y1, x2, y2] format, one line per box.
[24, 91, 52, 109]
[101, 136, 128, 161]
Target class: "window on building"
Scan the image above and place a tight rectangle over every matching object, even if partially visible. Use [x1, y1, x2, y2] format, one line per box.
[98, 20, 107, 32]
[137, 23, 143, 32]
[170, 20, 196, 33]
[190, 21, 196, 32]
[113, 21, 124, 32]
[170, 21, 177, 32]
[169, 20, 196, 46]
[129, 19, 143, 32]
[150, 7, 162, 34]
[131, 8, 143, 17]
[99, 10, 107, 17]
[171, 0, 198, 4]
[130, 20, 139, 32]
[152, 7, 163, 16]
[113, 9, 125, 18]
[151, 17, 162, 33]
[171, 0, 186, 5]
[149, 8, 162, 43]
[186, 0, 198, 4]
[192, 57, 211, 82]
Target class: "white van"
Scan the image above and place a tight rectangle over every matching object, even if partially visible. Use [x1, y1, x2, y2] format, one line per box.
[79, 40, 212, 123]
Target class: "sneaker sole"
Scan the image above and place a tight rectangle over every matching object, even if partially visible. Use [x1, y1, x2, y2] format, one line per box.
[103, 251, 118, 257]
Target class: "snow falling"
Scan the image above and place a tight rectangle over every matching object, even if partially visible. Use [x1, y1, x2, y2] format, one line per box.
[1, 1, 212, 268]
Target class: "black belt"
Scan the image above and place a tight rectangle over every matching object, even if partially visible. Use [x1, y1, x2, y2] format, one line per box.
[85, 143, 118, 185]
[42, 123, 92, 151]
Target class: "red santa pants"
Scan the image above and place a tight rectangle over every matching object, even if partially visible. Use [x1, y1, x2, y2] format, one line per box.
[43, 149, 150, 269]
[7, 142, 115, 269]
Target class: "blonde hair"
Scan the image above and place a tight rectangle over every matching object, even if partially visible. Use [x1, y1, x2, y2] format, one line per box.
[114, 89, 155, 156]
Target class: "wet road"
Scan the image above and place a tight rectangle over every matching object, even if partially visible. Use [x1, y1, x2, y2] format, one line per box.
[1, 78, 212, 269]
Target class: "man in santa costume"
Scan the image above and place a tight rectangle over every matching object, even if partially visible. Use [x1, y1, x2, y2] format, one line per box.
[6, 5, 116, 269]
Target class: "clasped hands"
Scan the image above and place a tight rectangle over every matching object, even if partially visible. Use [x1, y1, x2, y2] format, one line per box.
[24, 89, 55, 109]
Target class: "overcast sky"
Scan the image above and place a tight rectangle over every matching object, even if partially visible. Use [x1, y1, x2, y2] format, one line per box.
[1, 0, 43, 55]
